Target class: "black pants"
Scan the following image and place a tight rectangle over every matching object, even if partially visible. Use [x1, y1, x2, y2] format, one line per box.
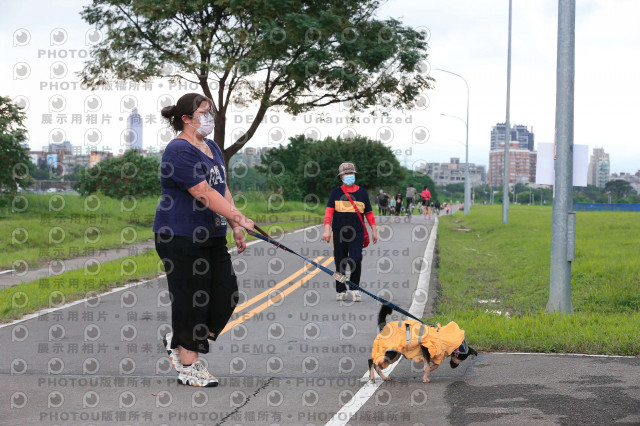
[332, 225, 364, 293]
[155, 234, 238, 354]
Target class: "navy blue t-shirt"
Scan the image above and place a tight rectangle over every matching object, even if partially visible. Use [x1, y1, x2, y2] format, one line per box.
[327, 186, 373, 233]
[153, 138, 228, 239]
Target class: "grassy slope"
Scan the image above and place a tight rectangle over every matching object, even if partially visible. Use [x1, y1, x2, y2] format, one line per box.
[434, 205, 640, 355]
[1, 194, 323, 268]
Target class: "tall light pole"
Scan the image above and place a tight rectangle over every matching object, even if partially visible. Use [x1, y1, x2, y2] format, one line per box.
[502, 0, 513, 224]
[547, 0, 575, 314]
[435, 68, 471, 215]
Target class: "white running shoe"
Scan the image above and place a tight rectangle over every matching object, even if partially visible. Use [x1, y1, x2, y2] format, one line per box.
[178, 360, 218, 387]
[351, 290, 362, 302]
[336, 292, 347, 301]
[162, 332, 182, 372]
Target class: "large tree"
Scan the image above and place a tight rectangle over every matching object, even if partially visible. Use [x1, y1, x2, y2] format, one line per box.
[0, 96, 31, 194]
[73, 150, 160, 198]
[604, 179, 635, 200]
[81, 0, 432, 164]
[257, 134, 405, 199]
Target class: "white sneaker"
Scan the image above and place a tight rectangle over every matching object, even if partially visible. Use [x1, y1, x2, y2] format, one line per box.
[351, 290, 362, 302]
[336, 292, 347, 301]
[163, 332, 182, 372]
[178, 360, 218, 387]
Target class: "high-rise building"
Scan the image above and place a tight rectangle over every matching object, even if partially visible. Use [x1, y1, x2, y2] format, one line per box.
[587, 148, 610, 188]
[487, 142, 537, 187]
[423, 158, 485, 187]
[490, 123, 534, 151]
[126, 108, 143, 151]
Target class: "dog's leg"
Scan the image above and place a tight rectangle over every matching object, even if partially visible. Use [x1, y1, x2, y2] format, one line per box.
[423, 363, 438, 383]
[422, 361, 430, 383]
[374, 363, 391, 381]
[374, 354, 401, 382]
[368, 359, 375, 382]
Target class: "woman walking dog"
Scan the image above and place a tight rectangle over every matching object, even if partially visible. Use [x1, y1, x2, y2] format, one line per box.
[154, 93, 254, 387]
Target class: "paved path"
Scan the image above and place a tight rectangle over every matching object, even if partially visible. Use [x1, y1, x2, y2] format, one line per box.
[1, 215, 639, 425]
[0, 240, 156, 289]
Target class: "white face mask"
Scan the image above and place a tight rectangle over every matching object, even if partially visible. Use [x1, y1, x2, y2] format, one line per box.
[191, 113, 215, 137]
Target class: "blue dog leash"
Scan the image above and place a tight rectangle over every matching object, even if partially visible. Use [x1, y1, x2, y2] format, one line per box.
[246, 225, 429, 325]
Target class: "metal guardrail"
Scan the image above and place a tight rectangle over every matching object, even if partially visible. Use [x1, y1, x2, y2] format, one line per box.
[573, 202, 640, 212]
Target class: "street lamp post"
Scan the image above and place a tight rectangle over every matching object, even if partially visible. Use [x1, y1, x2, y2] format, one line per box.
[435, 68, 470, 215]
[440, 112, 469, 214]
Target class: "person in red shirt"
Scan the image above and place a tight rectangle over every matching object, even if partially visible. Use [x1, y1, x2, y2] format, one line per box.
[421, 186, 432, 219]
[322, 162, 378, 302]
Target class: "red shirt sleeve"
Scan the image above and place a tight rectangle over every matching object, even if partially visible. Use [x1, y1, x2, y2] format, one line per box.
[365, 211, 376, 226]
[324, 207, 335, 225]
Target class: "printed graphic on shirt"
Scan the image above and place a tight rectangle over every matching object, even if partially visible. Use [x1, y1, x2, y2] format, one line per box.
[208, 164, 226, 186]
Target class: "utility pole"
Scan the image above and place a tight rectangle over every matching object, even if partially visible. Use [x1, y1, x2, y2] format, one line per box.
[502, 0, 513, 224]
[547, 0, 575, 314]
[435, 68, 471, 216]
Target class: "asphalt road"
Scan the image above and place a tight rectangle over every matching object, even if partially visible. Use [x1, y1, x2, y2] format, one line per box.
[1, 215, 639, 425]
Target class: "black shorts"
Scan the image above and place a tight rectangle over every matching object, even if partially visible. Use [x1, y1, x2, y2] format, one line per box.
[422, 199, 430, 207]
[155, 234, 238, 353]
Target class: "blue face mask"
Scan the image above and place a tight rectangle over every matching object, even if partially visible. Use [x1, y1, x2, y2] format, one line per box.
[343, 174, 356, 186]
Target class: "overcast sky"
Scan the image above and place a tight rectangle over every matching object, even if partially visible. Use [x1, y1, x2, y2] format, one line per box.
[1, 0, 639, 174]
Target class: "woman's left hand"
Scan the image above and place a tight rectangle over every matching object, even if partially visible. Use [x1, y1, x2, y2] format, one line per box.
[233, 227, 247, 253]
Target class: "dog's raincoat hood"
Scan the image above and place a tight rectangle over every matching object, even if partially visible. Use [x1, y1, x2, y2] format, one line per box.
[372, 320, 465, 368]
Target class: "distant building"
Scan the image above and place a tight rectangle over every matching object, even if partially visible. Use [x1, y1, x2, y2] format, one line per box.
[490, 123, 534, 151]
[48, 141, 73, 154]
[488, 142, 537, 186]
[126, 108, 143, 151]
[587, 148, 610, 188]
[610, 172, 640, 194]
[30, 149, 113, 176]
[423, 158, 485, 187]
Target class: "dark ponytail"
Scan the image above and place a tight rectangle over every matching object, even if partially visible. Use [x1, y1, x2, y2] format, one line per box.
[161, 93, 213, 132]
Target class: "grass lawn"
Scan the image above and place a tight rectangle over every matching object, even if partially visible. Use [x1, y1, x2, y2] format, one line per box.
[434, 204, 640, 355]
[1, 193, 323, 269]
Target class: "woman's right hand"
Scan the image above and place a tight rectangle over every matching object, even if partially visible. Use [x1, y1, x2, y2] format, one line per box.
[321, 226, 331, 243]
[241, 216, 255, 231]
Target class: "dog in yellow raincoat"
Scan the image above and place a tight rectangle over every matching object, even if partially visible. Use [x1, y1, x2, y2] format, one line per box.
[368, 306, 477, 383]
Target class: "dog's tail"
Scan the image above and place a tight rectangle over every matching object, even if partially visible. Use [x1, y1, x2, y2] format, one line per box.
[377, 305, 393, 331]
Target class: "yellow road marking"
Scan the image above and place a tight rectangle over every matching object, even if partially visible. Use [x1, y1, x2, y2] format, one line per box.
[232, 256, 324, 316]
[220, 257, 334, 335]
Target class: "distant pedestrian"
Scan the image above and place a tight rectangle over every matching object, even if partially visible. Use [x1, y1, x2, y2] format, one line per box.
[322, 162, 378, 302]
[394, 191, 403, 216]
[421, 186, 431, 219]
[405, 184, 417, 216]
[381, 192, 390, 216]
[376, 190, 386, 215]
[434, 200, 441, 215]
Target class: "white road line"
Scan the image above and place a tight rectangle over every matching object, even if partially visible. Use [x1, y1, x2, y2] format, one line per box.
[1, 224, 319, 329]
[409, 216, 438, 318]
[0, 275, 165, 329]
[2, 238, 266, 329]
[326, 218, 440, 426]
[0, 269, 15, 275]
[325, 361, 402, 426]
